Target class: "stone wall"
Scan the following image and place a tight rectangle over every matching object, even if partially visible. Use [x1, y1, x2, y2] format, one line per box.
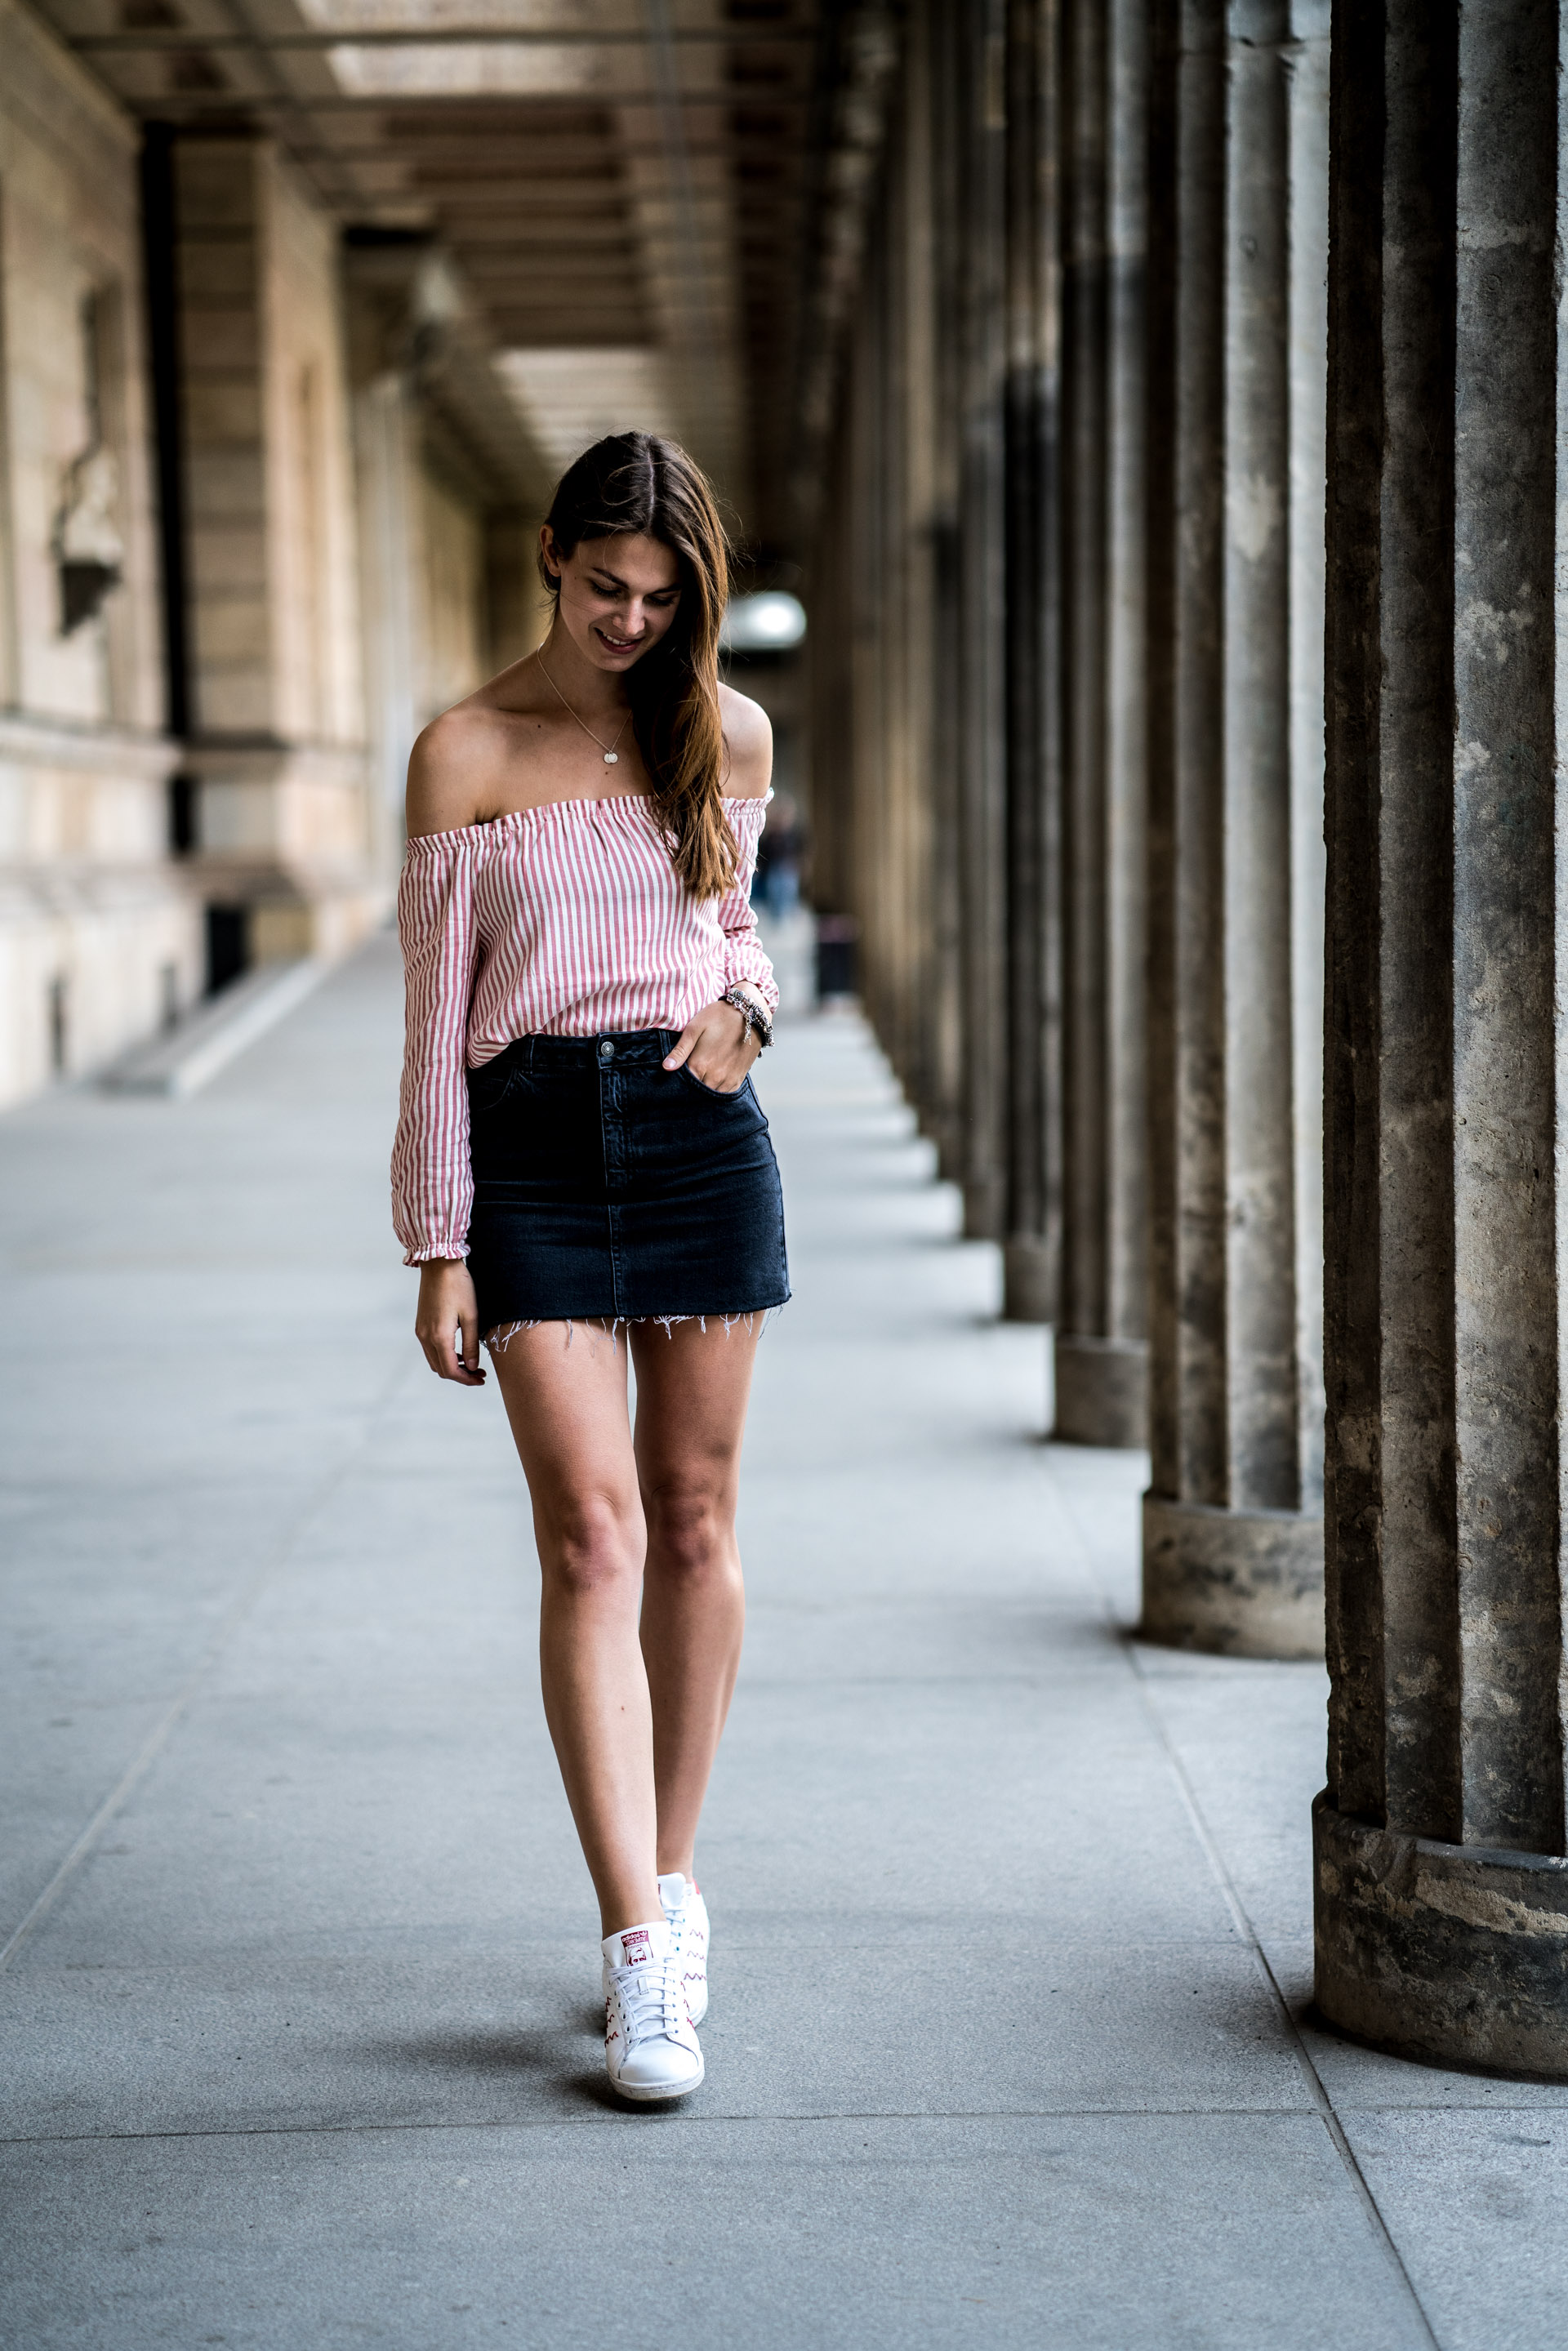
[172, 136, 378, 968]
[419, 463, 488, 724]
[0, 0, 550, 1107]
[347, 252, 555, 906]
[484, 511, 552, 680]
[0, 0, 194, 1105]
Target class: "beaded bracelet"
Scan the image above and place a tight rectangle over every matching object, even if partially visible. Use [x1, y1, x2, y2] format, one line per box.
[722, 984, 773, 1049]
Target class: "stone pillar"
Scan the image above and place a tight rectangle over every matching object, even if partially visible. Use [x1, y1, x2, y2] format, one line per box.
[1002, 0, 1064, 1328]
[1316, 0, 1568, 2076]
[882, 32, 940, 1118]
[172, 136, 379, 966]
[922, 0, 969, 1187]
[1141, 0, 1328, 1653]
[885, 2, 953, 1140]
[484, 512, 551, 675]
[353, 373, 421, 891]
[955, 0, 1012, 1244]
[1052, 0, 1151, 1441]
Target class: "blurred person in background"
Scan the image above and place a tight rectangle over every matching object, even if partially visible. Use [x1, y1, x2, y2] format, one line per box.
[750, 787, 804, 919]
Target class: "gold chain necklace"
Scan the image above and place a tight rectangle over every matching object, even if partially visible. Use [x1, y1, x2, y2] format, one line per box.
[537, 653, 632, 767]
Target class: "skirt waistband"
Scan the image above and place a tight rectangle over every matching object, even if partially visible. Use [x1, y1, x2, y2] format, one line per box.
[473, 1028, 678, 1076]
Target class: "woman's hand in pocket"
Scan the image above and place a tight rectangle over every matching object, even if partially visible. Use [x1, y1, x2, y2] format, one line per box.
[663, 999, 761, 1094]
[415, 1258, 487, 1385]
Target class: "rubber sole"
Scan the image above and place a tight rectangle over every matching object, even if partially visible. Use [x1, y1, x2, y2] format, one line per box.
[608, 2055, 705, 2103]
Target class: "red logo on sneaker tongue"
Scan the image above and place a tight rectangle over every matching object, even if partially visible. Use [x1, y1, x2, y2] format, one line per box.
[621, 1930, 653, 1964]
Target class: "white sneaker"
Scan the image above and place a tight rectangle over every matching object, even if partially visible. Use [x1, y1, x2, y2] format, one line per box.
[658, 1872, 710, 2025]
[601, 1921, 703, 2103]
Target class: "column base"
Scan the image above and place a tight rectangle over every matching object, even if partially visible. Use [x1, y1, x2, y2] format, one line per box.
[1002, 1237, 1054, 1322]
[1053, 1334, 1149, 1446]
[1313, 1792, 1568, 2077]
[1139, 1493, 1324, 1658]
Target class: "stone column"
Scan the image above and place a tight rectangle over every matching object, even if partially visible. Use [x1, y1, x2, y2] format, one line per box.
[352, 373, 421, 891]
[923, 0, 970, 1187]
[171, 136, 378, 964]
[1052, 0, 1151, 1441]
[1141, 0, 1328, 1653]
[893, 15, 950, 1132]
[1000, 0, 1064, 1329]
[1316, 0, 1568, 2076]
[955, 0, 1012, 1244]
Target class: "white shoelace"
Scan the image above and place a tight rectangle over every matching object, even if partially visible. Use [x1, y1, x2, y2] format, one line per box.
[612, 1949, 687, 2045]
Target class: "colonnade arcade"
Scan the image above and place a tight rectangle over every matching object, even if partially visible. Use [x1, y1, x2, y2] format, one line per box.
[808, 0, 1568, 2076]
[6, 0, 1568, 2085]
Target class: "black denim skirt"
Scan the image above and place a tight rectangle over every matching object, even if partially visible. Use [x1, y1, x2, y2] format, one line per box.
[466, 1028, 790, 1334]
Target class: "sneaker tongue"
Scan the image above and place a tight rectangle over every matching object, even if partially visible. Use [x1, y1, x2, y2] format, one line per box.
[657, 1872, 689, 1915]
[603, 1920, 670, 1971]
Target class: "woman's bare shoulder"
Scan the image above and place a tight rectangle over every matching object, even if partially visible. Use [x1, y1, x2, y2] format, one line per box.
[718, 683, 773, 799]
[405, 700, 511, 838]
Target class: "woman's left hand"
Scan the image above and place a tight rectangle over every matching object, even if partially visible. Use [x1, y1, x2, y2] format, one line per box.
[663, 999, 761, 1093]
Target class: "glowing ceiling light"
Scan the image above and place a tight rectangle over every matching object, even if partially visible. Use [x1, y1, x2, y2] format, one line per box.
[722, 592, 807, 652]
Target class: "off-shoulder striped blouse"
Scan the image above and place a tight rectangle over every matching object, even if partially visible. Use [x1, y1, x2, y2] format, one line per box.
[390, 790, 777, 1265]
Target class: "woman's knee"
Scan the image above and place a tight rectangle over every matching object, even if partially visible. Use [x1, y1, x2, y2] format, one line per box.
[644, 1480, 736, 1582]
[538, 1490, 643, 1600]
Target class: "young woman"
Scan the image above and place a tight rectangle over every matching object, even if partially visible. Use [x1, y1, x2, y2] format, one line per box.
[390, 434, 786, 2104]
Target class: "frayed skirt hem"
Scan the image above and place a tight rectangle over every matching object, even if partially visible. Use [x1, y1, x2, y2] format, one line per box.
[483, 1302, 787, 1356]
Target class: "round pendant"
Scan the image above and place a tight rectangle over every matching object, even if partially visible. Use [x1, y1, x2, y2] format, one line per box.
[604, 751, 618, 764]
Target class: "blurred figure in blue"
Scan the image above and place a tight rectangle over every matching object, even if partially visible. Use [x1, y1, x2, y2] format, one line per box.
[751, 789, 805, 919]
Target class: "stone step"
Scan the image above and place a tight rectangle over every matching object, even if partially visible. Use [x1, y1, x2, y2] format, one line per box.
[100, 958, 328, 1098]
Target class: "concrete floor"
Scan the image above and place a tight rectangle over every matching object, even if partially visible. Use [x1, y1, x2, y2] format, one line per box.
[2, 939, 1565, 2351]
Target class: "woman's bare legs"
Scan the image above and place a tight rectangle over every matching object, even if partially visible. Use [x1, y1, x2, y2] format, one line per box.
[490, 1316, 760, 1935]
[491, 1323, 656, 1937]
[630, 1318, 759, 1880]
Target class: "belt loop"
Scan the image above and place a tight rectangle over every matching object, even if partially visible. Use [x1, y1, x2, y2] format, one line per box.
[525, 1034, 535, 1075]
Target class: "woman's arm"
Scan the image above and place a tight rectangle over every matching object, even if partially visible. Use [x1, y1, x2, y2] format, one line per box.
[394, 707, 502, 1387]
[715, 705, 780, 1017]
[390, 837, 483, 1258]
[662, 702, 778, 1090]
[391, 839, 488, 1385]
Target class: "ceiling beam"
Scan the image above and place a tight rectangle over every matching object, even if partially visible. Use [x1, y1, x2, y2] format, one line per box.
[457, 263, 644, 285]
[482, 323, 660, 346]
[74, 24, 815, 49]
[433, 217, 638, 241]
[24, 0, 844, 561]
[397, 149, 808, 174]
[84, 96, 822, 140]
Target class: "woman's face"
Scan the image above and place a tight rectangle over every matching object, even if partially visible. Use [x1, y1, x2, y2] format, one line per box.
[544, 529, 684, 673]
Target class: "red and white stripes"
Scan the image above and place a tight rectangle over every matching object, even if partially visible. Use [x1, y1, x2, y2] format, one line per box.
[390, 792, 777, 1264]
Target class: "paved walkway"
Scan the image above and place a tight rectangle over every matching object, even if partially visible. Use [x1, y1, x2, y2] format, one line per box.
[2, 938, 1563, 2350]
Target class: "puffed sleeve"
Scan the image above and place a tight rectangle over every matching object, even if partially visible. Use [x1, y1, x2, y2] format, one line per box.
[718, 795, 779, 1013]
[390, 829, 483, 1264]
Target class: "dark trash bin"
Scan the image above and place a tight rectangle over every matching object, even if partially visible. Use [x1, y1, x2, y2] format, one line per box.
[814, 915, 859, 1003]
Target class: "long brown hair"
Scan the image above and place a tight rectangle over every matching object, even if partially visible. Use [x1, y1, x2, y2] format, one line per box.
[539, 433, 736, 898]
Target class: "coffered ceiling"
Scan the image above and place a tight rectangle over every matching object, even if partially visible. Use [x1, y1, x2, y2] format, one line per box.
[33, 0, 840, 559]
